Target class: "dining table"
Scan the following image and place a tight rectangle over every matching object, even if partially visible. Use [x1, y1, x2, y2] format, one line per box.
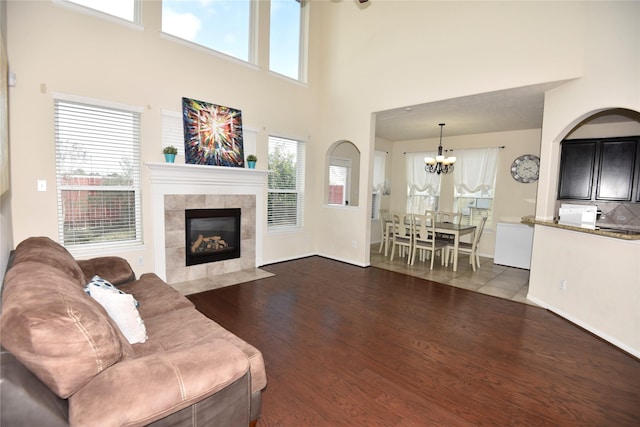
[384, 217, 476, 272]
[433, 222, 476, 272]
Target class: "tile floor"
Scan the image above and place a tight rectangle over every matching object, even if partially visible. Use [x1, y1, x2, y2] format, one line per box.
[170, 268, 274, 295]
[369, 243, 535, 306]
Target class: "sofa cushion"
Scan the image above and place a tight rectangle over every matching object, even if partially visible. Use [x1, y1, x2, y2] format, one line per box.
[135, 306, 267, 394]
[0, 262, 124, 398]
[69, 340, 250, 427]
[85, 276, 147, 344]
[118, 273, 194, 319]
[10, 236, 86, 286]
[77, 256, 136, 286]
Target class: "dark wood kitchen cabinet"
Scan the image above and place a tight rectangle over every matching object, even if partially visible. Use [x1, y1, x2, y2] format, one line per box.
[558, 141, 597, 200]
[558, 136, 640, 202]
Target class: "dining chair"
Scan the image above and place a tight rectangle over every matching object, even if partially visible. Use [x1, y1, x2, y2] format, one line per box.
[390, 212, 413, 263]
[411, 212, 448, 269]
[433, 210, 461, 243]
[446, 215, 488, 271]
[378, 209, 392, 254]
[437, 211, 461, 225]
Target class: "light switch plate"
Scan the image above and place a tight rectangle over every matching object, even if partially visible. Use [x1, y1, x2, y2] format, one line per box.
[37, 180, 47, 192]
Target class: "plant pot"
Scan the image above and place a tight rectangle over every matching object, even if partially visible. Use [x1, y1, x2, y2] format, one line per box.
[164, 153, 176, 163]
[247, 161, 256, 169]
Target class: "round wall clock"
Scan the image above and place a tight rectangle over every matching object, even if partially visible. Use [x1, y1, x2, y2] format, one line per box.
[510, 154, 540, 183]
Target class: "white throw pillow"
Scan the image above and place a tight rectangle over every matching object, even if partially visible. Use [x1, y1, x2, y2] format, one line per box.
[84, 276, 147, 344]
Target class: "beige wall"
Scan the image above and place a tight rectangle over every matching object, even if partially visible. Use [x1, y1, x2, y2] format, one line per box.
[6, 0, 320, 273]
[529, 2, 640, 357]
[4, 1, 640, 354]
[313, 0, 585, 266]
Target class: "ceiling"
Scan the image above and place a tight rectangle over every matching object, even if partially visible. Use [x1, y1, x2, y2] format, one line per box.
[374, 81, 583, 141]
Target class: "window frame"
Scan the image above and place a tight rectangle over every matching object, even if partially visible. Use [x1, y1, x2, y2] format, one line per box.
[53, 93, 144, 255]
[53, 0, 143, 28]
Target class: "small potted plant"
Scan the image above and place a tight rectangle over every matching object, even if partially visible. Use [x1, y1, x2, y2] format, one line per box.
[162, 145, 178, 163]
[246, 154, 257, 169]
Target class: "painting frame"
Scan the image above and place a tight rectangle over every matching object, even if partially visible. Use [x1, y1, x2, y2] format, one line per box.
[182, 97, 244, 167]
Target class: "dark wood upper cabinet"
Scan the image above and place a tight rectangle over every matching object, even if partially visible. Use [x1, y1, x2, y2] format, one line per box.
[558, 141, 597, 200]
[558, 136, 640, 202]
[596, 139, 637, 201]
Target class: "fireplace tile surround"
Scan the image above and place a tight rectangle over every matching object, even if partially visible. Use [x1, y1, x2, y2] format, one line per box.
[146, 162, 268, 284]
[164, 194, 255, 284]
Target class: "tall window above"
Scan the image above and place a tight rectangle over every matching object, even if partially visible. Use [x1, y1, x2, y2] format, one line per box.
[268, 136, 305, 230]
[269, 0, 306, 80]
[54, 97, 142, 249]
[58, 0, 140, 23]
[162, 0, 253, 63]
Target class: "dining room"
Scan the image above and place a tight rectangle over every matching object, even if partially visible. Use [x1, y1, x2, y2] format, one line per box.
[370, 124, 540, 305]
[370, 211, 533, 306]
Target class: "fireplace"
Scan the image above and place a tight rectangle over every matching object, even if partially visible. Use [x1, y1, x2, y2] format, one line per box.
[185, 208, 241, 266]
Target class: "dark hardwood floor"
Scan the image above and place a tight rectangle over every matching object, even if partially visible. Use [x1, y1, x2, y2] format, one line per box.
[187, 256, 640, 426]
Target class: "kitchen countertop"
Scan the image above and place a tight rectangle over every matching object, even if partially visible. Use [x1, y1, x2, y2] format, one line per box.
[521, 215, 640, 240]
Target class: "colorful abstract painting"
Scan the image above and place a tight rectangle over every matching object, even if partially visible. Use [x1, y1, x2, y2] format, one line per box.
[182, 97, 244, 167]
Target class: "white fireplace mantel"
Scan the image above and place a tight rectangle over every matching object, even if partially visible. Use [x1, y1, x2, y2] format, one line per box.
[145, 162, 268, 281]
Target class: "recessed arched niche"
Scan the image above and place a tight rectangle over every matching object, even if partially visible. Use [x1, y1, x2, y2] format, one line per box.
[327, 140, 361, 207]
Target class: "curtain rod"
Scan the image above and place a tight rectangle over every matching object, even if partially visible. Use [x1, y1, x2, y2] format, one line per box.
[403, 146, 505, 154]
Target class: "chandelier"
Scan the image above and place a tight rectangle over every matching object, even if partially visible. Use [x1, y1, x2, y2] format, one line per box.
[424, 123, 456, 174]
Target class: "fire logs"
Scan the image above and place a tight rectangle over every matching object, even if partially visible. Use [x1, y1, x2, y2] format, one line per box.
[190, 234, 228, 253]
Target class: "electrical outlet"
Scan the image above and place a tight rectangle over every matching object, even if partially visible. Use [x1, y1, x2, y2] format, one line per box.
[137, 256, 144, 266]
[352, 240, 357, 248]
[560, 279, 567, 291]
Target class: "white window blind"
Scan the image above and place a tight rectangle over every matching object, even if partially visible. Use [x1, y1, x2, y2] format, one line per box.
[54, 98, 142, 248]
[268, 135, 305, 230]
[161, 110, 185, 156]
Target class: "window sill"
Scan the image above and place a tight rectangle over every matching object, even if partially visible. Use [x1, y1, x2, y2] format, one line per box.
[66, 242, 146, 259]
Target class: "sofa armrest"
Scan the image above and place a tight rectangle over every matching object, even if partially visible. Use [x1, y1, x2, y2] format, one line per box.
[69, 339, 250, 427]
[1, 348, 69, 427]
[77, 256, 136, 286]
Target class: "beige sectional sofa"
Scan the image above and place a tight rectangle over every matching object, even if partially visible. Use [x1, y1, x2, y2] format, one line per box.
[0, 236, 266, 426]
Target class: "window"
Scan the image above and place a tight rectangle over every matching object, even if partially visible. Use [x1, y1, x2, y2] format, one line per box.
[371, 150, 387, 219]
[268, 136, 305, 230]
[58, 0, 139, 23]
[406, 152, 441, 214]
[162, 0, 253, 62]
[328, 157, 351, 206]
[453, 148, 499, 228]
[270, 0, 306, 80]
[54, 96, 142, 249]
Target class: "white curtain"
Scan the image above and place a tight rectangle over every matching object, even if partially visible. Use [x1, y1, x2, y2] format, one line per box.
[453, 147, 499, 195]
[372, 151, 386, 192]
[406, 152, 440, 195]
[406, 152, 441, 213]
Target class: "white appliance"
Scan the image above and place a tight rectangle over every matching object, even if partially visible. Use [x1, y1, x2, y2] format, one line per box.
[558, 203, 598, 229]
[494, 223, 534, 270]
